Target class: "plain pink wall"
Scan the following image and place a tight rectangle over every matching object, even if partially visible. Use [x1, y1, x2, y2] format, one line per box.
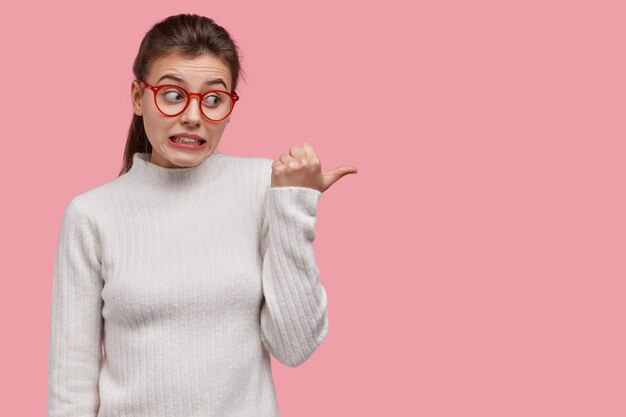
[1, 0, 624, 416]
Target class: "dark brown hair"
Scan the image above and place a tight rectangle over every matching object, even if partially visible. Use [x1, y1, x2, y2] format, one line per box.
[118, 14, 245, 176]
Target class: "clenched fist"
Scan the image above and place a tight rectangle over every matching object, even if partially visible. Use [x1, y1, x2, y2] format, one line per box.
[271, 143, 358, 192]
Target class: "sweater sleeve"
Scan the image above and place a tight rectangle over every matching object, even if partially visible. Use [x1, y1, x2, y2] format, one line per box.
[48, 198, 104, 417]
[258, 185, 329, 367]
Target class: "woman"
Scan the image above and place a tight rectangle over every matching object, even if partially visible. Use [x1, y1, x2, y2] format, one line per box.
[48, 13, 357, 417]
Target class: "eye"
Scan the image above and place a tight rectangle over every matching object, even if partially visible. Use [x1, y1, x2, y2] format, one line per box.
[162, 88, 185, 102]
[203, 93, 221, 107]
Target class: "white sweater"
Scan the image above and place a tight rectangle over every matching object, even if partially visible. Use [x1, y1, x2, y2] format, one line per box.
[48, 152, 328, 417]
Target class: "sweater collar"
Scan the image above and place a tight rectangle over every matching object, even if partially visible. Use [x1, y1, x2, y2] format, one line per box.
[127, 152, 224, 188]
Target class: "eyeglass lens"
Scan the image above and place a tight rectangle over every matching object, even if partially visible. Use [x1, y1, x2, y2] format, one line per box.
[156, 86, 233, 120]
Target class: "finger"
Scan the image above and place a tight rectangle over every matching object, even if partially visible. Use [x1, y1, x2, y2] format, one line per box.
[272, 159, 288, 173]
[322, 165, 359, 189]
[301, 143, 320, 166]
[302, 142, 318, 158]
[289, 145, 306, 160]
[279, 153, 294, 164]
[339, 165, 358, 175]
[323, 166, 359, 177]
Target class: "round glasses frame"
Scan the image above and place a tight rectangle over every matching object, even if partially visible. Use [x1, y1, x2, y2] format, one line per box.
[136, 80, 240, 122]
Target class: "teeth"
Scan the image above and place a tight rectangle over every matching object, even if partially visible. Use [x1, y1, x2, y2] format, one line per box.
[172, 136, 201, 144]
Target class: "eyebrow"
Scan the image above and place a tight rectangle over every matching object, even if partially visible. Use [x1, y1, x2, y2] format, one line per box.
[156, 74, 228, 90]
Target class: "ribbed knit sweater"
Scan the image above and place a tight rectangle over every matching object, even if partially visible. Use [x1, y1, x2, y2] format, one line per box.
[48, 151, 328, 417]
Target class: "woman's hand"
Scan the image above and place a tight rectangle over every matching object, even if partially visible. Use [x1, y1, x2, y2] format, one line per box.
[271, 143, 358, 192]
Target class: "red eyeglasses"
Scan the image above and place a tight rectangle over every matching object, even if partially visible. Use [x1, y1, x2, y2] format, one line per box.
[136, 80, 240, 122]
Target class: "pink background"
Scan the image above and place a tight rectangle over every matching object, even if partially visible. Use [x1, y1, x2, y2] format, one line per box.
[1, 0, 624, 415]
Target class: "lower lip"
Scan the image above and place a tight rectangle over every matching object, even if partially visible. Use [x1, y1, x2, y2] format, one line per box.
[168, 137, 207, 149]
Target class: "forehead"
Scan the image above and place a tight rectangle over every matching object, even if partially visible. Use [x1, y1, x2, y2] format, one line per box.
[148, 52, 232, 89]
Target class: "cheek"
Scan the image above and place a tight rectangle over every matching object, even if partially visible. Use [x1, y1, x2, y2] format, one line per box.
[210, 121, 228, 135]
[142, 113, 171, 143]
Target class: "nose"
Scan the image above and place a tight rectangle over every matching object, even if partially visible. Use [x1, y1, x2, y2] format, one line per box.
[180, 95, 203, 126]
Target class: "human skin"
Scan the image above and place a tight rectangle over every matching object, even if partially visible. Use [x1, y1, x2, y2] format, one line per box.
[131, 52, 358, 191]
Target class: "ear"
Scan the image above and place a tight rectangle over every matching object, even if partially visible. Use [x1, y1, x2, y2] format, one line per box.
[131, 80, 144, 116]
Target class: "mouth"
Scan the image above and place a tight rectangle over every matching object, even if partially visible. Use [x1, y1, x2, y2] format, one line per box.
[168, 136, 207, 149]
